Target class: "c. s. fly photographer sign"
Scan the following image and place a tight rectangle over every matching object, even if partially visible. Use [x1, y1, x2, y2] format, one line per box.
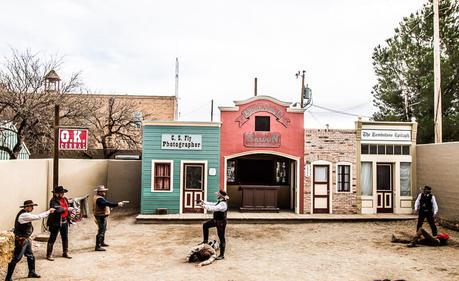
[161, 134, 202, 150]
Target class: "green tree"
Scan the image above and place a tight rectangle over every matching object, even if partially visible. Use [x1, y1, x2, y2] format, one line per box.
[372, 0, 459, 143]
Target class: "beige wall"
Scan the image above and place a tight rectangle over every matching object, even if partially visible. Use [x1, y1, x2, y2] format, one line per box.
[416, 142, 459, 223]
[0, 160, 50, 231]
[0, 159, 141, 231]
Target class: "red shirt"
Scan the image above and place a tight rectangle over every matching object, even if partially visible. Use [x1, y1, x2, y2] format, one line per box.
[59, 197, 69, 219]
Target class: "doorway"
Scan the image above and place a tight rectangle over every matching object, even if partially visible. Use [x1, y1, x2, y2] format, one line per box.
[313, 165, 330, 213]
[182, 163, 205, 213]
[376, 163, 393, 213]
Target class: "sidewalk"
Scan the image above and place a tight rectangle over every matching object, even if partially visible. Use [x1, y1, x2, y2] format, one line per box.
[136, 211, 417, 224]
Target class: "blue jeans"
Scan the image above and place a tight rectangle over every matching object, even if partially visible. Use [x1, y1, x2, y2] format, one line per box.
[95, 216, 107, 247]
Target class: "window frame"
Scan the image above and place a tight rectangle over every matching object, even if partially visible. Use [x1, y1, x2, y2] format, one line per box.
[336, 162, 352, 193]
[151, 160, 174, 192]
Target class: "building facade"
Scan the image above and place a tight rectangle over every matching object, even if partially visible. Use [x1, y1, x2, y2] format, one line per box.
[219, 96, 305, 214]
[140, 121, 220, 214]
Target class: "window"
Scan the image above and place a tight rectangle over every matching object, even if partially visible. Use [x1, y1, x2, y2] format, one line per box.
[377, 145, 386, 154]
[369, 145, 377, 154]
[337, 164, 351, 192]
[394, 145, 402, 155]
[361, 144, 369, 154]
[360, 162, 373, 196]
[402, 145, 410, 155]
[361, 144, 410, 155]
[152, 160, 173, 191]
[386, 145, 394, 155]
[400, 162, 411, 196]
[255, 116, 270, 131]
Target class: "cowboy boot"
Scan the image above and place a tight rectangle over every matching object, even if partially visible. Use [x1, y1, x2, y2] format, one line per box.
[95, 235, 106, 251]
[46, 243, 54, 261]
[216, 244, 225, 260]
[5, 261, 16, 281]
[27, 258, 41, 278]
[62, 239, 72, 259]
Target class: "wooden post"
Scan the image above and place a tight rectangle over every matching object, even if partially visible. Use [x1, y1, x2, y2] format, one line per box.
[53, 104, 59, 189]
[433, 0, 442, 143]
[211, 99, 214, 122]
[254, 77, 258, 96]
[300, 71, 305, 107]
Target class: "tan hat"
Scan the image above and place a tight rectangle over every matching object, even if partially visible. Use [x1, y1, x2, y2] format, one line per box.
[94, 185, 109, 192]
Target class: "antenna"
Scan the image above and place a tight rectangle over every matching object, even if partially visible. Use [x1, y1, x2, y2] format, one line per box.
[175, 57, 179, 120]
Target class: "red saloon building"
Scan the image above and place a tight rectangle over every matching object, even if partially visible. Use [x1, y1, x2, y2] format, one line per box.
[219, 95, 305, 213]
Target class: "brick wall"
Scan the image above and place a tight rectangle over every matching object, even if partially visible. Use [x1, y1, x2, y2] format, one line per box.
[304, 129, 358, 214]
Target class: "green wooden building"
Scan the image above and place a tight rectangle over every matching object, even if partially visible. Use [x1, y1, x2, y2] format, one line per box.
[141, 121, 221, 214]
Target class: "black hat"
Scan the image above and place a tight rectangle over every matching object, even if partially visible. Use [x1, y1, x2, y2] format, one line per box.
[53, 185, 68, 193]
[215, 190, 230, 200]
[424, 186, 432, 191]
[20, 200, 38, 208]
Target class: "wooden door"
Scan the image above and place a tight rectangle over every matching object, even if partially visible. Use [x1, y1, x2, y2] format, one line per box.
[376, 163, 393, 213]
[182, 163, 205, 213]
[313, 165, 329, 214]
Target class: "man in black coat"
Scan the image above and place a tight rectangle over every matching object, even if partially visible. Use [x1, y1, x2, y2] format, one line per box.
[46, 185, 74, 261]
[414, 185, 439, 236]
[5, 200, 55, 281]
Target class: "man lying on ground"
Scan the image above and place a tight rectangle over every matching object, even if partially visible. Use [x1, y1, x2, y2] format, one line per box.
[186, 240, 220, 267]
[391, 227, 449, 247]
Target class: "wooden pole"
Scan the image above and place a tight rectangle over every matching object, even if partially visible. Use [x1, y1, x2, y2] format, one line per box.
[433, 0, 442, 143]
[211, 99, 214, 122]
[300, 71, 305, 107]
[53, 104, 59, 189]
[254, 77, 258, 96]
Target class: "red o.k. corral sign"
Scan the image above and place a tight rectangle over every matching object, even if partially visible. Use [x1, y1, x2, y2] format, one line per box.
[59, 129, 88, 150]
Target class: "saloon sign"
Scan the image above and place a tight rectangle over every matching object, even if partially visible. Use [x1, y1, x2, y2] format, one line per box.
[243, 132, 281, 148]
[235, 102, 290, 128]
[59, 129, 88, 150]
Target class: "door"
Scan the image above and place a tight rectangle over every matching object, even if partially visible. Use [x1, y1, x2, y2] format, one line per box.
[182, 163, 205, 213]
[313, 165, 329, 214]
[376, 163, 393, 213]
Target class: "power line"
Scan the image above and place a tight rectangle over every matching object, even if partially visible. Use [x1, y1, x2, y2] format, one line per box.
[311, 104, 372, 118]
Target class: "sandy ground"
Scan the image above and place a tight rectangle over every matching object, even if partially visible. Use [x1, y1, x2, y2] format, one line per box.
[1, 211, 458, 281]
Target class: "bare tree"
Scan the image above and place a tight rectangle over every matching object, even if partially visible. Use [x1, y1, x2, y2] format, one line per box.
[85, 96, 150, 159]
[0, 49, 86, 159]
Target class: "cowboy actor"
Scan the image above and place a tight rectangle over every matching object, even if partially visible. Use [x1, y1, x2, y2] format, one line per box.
[198, 190, 229, 260]
[186, 240, 220, 267]
[93, 185, 125, 251]
[391, 228, 449, 247]
[46, 185, 74, 261]
[5, 200, 55, 281]
[414, 185, 438, 236]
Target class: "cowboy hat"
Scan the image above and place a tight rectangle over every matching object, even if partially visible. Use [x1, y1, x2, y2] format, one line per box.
[94, 185, 109, 192]
[215, 190, 230, 200]
[20, 200, 38, 208]
[52, 185, 68, 193]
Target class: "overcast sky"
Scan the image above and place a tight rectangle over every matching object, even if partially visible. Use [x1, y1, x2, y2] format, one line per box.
[0, 0, 426, 128]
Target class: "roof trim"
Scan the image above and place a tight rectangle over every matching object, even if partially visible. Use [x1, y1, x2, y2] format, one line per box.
[143, 121, 221, 127]
[233, 95, 292, 107]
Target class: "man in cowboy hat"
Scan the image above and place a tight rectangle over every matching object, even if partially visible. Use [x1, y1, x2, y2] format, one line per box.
[93, 185, 126, 251]
[414, 185, 439, 236]
[5, 200, 55, 281]
[198, 190, 229, 260]
[46, 185, 74, 261]
[391, 228, 449, 247]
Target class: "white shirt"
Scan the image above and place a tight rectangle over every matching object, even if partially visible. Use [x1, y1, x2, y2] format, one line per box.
[18, 210, 51, 224]
[203, 200, 227, 212]
[414, 193, 438, 214]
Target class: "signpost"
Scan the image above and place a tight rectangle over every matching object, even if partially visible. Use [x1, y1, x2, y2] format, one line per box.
[59, 129, 89, 150]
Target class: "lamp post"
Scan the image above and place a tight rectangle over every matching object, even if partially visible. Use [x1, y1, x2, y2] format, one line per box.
[45, 70, 61, 189]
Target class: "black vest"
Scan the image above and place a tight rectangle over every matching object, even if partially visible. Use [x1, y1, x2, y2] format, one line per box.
[14, 209, 34, 238]
[420, 193, 433, 212]
[213, 201, 227, 220]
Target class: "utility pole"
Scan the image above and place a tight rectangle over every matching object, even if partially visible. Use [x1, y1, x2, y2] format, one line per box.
[296, 70, 306, 107]
[210, 99, 214, 122]
[254, 77, 258, 96]
[433, 0, 442, 143]
[175, 57, 179, 121]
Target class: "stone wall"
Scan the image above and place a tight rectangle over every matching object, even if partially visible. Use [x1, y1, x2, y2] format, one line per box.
[304, 129, 358, 214]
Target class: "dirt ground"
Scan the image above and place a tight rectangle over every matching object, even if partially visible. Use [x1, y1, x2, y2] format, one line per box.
[1, 211, 458, 281]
